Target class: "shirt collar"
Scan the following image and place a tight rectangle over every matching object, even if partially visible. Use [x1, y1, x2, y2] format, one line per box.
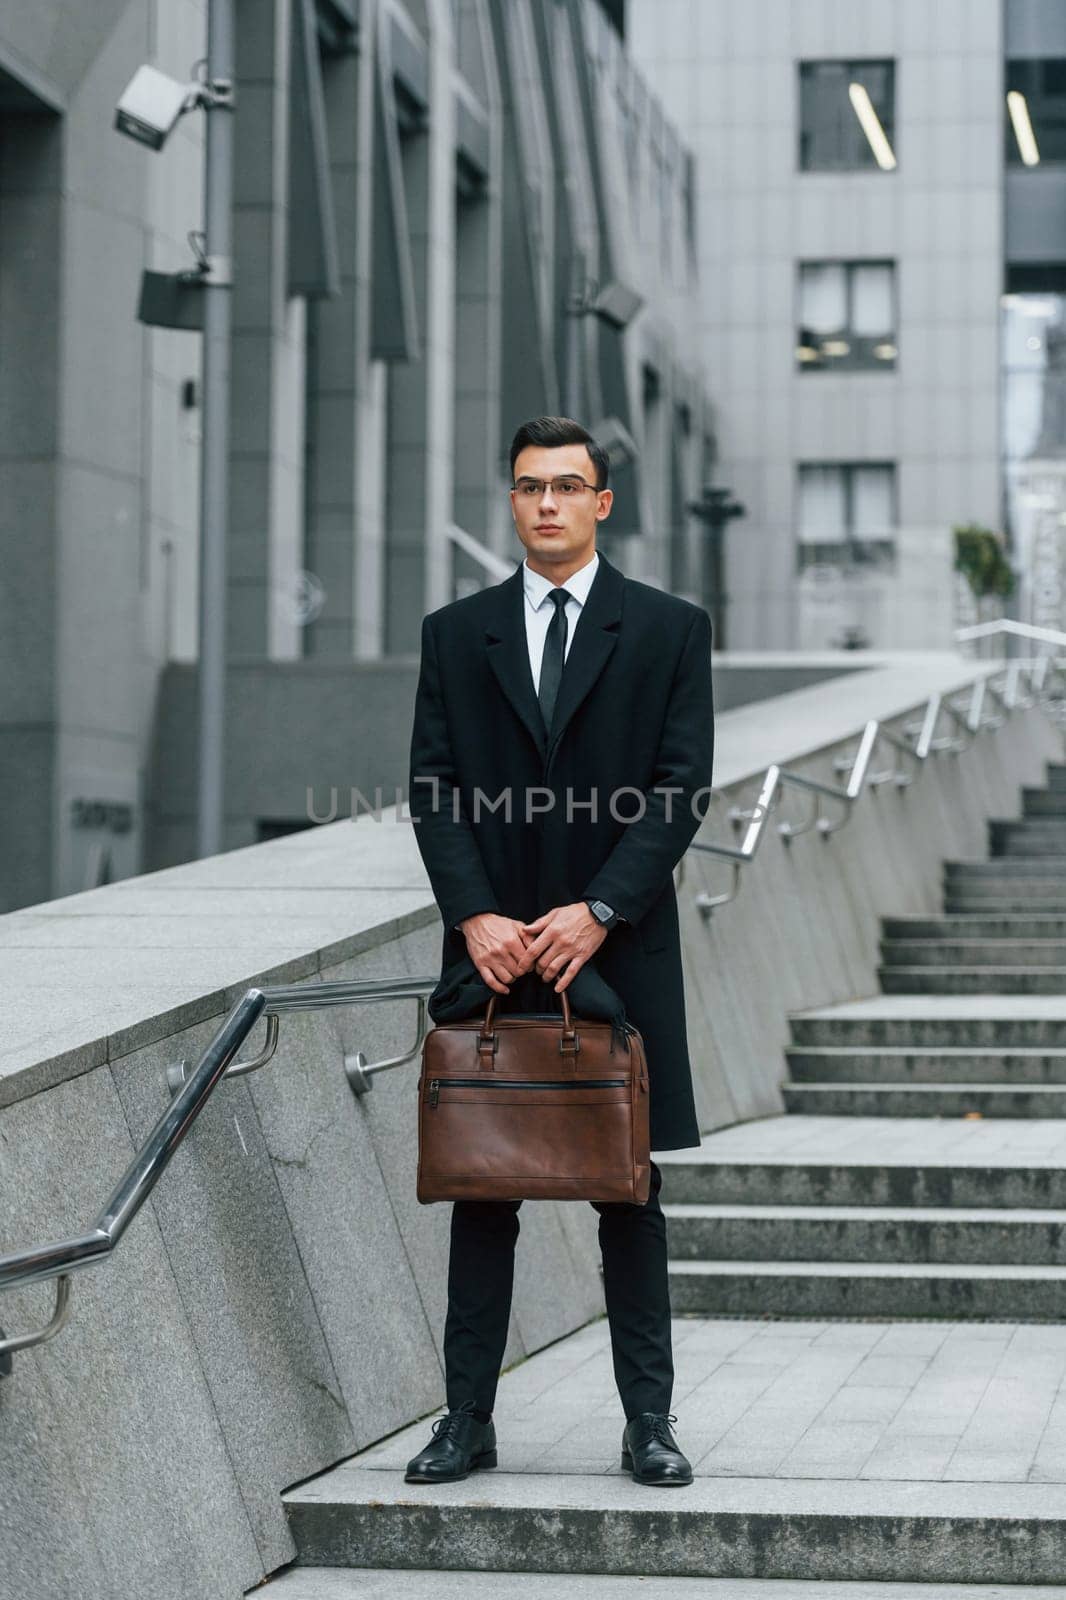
[522, 549, 600, 611]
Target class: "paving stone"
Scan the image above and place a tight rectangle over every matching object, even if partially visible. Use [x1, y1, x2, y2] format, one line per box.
[259, 1569, 1066, 1599]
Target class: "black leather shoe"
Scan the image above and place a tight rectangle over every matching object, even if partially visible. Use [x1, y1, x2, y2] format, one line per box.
[404, 1400, 498, 1483]
[621, 1411, 693, 1486]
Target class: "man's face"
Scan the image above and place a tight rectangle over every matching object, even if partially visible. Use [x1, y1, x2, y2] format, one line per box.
[510, 442, 613, 566]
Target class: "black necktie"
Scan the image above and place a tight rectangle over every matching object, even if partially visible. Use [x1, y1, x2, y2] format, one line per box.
[538, 587, 572, 734]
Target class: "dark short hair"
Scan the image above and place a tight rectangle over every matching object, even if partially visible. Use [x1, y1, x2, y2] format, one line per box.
[509, 416, 610, 491]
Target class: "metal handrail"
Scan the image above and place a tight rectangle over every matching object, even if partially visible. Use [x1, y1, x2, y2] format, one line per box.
[688, 653, 1066, 915]
[2, 634, 1064, 1368]
[0, 974, 438, 1368]
[956, 619, 1066, 649]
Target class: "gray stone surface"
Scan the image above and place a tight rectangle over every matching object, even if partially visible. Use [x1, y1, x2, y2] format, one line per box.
[0, 1067, 259, 1600]
[0, 830, 435, 1095]
[0, 1033, 106, 1111]
[259, 1573, 1066, 1600]
[249, 939, 446, 1450]
[333, 922, 503, 1381]
[109, 1022, 356, 1574]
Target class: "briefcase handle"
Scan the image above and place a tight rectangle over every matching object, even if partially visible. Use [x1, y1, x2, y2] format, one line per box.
[479, 987, 578, 1062]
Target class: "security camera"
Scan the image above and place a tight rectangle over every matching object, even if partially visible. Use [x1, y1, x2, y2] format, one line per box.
[114, 64, 194, 151]
[589, 416, 639, 469]
[590, 280, 645, 332]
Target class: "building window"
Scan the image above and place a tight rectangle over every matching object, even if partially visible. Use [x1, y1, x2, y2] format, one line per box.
[799, 60, 896, 172]
[797, 463, 897, 572]
[797, 261, 897, 370]
[1007, 60, 1066, 166]
[1001, 289, 1066, 630]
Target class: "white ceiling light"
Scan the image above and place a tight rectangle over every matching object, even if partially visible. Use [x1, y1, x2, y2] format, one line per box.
[1007, 89, 1040, 165]
[848, 82, 897, 170]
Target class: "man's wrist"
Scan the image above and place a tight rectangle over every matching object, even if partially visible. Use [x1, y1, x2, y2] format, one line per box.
[455, 908, 496, 932]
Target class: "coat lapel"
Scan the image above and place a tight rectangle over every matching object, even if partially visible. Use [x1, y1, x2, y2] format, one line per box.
[483, 551, 625, 770]
[484, 563, 547, 760]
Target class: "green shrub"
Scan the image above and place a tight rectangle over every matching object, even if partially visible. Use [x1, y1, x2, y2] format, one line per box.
[953, 523, 1015, 600]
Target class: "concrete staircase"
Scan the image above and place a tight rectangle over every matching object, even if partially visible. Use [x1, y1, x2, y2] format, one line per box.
[257, 760, 1066, 1594]
[887, 763, 1066, 991]
[663, 758, 1066, 1322]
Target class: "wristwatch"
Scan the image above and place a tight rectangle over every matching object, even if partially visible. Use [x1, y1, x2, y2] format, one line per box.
[585, 897, 622, 931]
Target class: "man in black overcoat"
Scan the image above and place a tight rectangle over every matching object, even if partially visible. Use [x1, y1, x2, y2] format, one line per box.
[404, 416, 714, 1488]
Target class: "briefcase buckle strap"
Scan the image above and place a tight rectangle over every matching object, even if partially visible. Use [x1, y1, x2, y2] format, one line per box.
[476, 1030, 498, 1068]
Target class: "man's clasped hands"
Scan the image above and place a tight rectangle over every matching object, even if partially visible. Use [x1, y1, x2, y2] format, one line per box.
[458, 904, 608, 996]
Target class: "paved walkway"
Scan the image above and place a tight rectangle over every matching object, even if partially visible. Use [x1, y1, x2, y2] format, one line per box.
[341, 1313, 1066, 1483]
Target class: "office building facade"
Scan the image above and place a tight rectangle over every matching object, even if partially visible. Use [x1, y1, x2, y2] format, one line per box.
[631, 0, 1040, 651]
[0, 0, 711, 912]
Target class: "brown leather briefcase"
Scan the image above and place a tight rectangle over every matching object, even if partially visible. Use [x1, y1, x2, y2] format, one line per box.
[416, 988, 650, 1205]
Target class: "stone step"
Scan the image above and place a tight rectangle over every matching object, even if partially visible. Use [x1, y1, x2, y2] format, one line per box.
[878, 967, 1066, 994]
[668, 1258, 1066, 1320]
[1024, 788, 1066, 815]
[943, 886, 1066, 904]
[883, 913, 1066, 938]
[662, 1200, 1066, 1264]
[1049, 762, 1066, 791]
[880, 938, 1066, 966]
[257, 1570, 1066, 1600]
[786, 1046, 1066, 1083]
[781, 1080, 1066, 1117]
[788, 1009, 1066, 1048]
[945, 896, 1066, 914]
[941, 899, 1066, 914]
[988, 841, 1066, 860]
[660, 1160, 1066, 1209]
[945, 858, 1066, 877]
[990, 820, 1066, 857]
[942, 868, 1066, 905]
[282, 1464, 1066, 1584]
[991, 815, 1066, 831]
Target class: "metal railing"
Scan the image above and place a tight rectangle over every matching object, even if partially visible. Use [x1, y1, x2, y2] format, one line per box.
[1, 624, 1063, 1370]
[0, 975, 439, 1371]
[685, 640, 1066, 915]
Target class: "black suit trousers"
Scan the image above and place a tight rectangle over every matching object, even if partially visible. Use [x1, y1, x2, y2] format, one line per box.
[443, 1160, 673, 1421]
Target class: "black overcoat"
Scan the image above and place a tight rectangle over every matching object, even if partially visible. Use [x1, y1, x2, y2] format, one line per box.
[407, 549, 715, 1151]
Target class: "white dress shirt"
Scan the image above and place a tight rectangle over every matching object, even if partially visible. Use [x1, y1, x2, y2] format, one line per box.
[522, 549, 600, 693]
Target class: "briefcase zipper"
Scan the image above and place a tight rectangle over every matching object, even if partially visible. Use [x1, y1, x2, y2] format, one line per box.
[427, 1076, 626, 1108]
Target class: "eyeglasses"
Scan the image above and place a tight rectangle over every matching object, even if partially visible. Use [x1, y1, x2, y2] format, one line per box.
[511, 475, 600, 498]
